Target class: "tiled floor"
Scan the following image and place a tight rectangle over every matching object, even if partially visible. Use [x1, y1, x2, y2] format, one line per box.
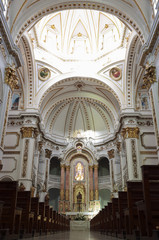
[24, 231, 119, 240]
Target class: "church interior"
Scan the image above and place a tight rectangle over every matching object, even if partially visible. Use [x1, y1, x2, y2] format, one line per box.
[0, 0, 159, 239]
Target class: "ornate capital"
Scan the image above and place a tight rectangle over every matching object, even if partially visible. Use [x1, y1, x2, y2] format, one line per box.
[94, 165, 98, 169]
[108, 149, 115, 159]
[89, 165, 94, 170]
[66, 165, 70, 171]
[60, 164, 65, 169]
[20, 127, 37, 138]
[122, 127, 139, 139]
[5, 66, 18, 91]
[143, 65, 156, 90]
[45, 149, 52, 159]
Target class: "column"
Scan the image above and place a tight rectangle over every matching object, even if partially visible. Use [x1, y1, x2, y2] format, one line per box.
[89, 165, 94, 201]
[44, 149, 52, 192]
[60, 164, 65, 201]
[122, 127, 141, 180]
[108, 149, 115, 193]
[32, 140, 43, 196]
[94, 165, 99, 200]
[65, 166, 70, 201]
[143, 65, 159, 162]
[19, 126, 38, 190]
[0, 66, 18, 170]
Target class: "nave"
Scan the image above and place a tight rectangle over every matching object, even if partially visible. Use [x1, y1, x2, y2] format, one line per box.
[24, 231, 117, 240]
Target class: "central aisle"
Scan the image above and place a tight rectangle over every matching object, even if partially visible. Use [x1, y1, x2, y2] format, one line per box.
[25, 231, 119, 240]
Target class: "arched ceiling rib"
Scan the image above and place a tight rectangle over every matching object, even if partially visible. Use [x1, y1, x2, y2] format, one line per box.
[9, 0, 153, 44]
[39, 77, 121, 142]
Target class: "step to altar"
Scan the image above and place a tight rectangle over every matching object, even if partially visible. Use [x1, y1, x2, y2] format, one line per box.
[70, 220, 90, 231]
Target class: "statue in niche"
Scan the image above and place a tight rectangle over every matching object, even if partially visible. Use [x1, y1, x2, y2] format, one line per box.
[75, 162, 84, 181]
[77, 191, 82, 203]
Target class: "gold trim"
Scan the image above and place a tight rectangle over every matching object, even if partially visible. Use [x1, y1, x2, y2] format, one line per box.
[140, 151, 157, 155]
[3, 151, 20, 155]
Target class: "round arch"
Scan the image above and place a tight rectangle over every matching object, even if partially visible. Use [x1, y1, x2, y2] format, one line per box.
[10, 1, 151, 44]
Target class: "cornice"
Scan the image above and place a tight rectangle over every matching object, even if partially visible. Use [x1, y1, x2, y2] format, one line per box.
[0, 9, 23, 67]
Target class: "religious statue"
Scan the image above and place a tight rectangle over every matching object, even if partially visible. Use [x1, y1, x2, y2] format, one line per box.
[75, 162, 84, 181]
[77, 191, 82, 203]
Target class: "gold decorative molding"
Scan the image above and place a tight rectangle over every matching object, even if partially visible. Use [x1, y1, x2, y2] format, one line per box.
[20, 127, 37, 138]
[5, 66, 18, 91]
[22, 139, 29, 177]
[140, 151, 157, 155]
[94, 165, 98, 169]
[108, 149, 115, 159]
[117, 142, 121, 152]
[122, 127, 140, 139]
[142, 65, 156, 90]
[38, 141, 43, 152]
[45, 149, 52, 159]
[3, 151, 20, 154]
[131, 139, 138, 178]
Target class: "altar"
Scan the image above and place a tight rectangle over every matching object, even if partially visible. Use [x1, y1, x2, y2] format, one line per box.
[70, 220, 90, 231]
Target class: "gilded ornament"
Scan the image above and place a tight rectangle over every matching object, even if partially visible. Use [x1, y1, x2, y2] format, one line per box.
[45, 149, 52, 159]
[122, 127, 139, 139]
[5, 66, 19, 91]
[108, 149, 115, 159]
[22, 139, 29, 177]
[20, 127, 37, 138]
[142, 65, 156, 90]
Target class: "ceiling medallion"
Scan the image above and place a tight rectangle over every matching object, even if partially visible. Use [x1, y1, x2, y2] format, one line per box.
[38, 67, 51, 81]
[109, 67, 122, 81]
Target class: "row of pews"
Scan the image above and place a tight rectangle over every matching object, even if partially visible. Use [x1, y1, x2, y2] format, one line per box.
[0, 181, 70, 239]
[90, 165, 159, 240]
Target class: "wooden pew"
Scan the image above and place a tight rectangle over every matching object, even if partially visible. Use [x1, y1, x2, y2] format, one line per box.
[45, 205, 52, 233]
[137, 165, 159, 237]
[107, 202, 113, 235]
[111, 198, 118, 237]
[16, 191, 34, 237]
[116, 191, 128, 239]
[31, 197, 41, 235]
[39, 202, 47, 234]
[0, 181, 22, 237]
[124, 181, 143, 240]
